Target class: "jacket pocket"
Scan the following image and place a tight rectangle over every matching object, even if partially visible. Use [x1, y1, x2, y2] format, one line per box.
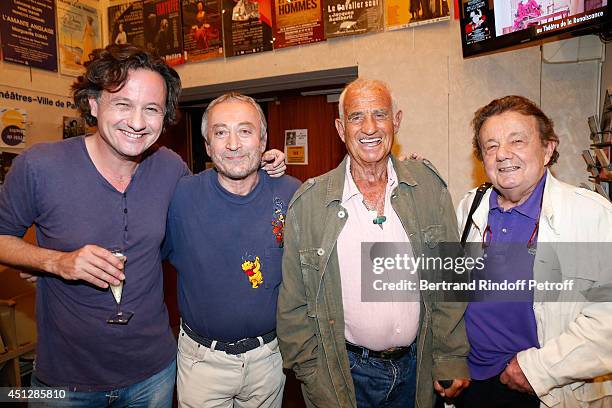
[573, 380, 612, 402]
[422, 224, 446, 249]
[299, 248, 321, 318]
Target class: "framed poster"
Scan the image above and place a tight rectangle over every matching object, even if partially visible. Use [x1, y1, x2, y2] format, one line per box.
[108, 1, 145, 47]
[0, 0, 58, 71]
[222, 0, 273, 56]
[272, 0, 325, 48]
[143, 0, 185, 65]
[386, 0, 450, 30]
[284, 129, 308, 165]
[0, 108, 27, 150]
[323, 0, 383, 38]
[182, 0, 224, 61]
[56, 0, 102, 76]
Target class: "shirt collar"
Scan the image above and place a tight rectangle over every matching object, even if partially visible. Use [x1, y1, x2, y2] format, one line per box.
[341, 156, 397, 204]
[489, 173, 547, 219]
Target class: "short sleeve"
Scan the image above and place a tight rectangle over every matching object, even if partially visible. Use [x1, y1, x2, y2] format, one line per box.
[0, 152, 38, 237]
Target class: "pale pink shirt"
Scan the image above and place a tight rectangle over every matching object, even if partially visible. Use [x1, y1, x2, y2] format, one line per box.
[337, 156, 420, 351]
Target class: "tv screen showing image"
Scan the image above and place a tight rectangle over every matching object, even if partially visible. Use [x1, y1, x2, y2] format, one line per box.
[460, 0, 609, 57]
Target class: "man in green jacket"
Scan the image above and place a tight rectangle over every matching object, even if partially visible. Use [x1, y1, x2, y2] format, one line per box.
[277, 78, 470, 408]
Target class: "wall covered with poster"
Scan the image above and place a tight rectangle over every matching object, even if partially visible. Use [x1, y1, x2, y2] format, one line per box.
[174, 21, 604, 205]
[0, 0, 604, 207]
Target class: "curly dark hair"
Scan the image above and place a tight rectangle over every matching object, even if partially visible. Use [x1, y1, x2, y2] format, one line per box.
[472, 95, 560, 167]
[72, 44, 181, 128]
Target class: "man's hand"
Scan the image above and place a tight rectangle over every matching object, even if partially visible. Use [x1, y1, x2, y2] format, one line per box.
[19, 272, 38, 283]
[48, 245, 126, 289]
[500, 356, 535, 394]
[397, 153, 424, 161]
[261, 149, 286, 177]
[434, 378, 470, 399]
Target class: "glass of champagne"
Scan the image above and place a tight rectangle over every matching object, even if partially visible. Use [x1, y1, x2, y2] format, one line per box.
[107, 249, 133, 325]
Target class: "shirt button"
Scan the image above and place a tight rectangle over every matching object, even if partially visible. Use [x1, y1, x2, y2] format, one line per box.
[337, 210, 346, 218]
[395, 328, 401, 334]
[502, 228, 507, 233]
[317, 248, 325, 256]
[124, 209, 128, 213]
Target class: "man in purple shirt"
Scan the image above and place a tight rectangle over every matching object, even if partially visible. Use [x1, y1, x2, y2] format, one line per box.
[456, 96, 612, 407]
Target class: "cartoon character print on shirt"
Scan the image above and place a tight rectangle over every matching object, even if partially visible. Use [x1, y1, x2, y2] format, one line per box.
[241, 255, 263, 288]
[271, 197, 286, 247]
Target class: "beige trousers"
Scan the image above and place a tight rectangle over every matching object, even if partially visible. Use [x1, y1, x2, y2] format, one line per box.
[177, 328, 285, 408]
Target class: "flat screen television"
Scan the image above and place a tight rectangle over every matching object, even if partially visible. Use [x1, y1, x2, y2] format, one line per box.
[460, 0, 609, 57]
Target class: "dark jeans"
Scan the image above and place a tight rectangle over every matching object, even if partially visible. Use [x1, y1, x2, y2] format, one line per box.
[30, 360, 176, 408]
[347, 342, 417, 408]
[455, 373, 540, 408]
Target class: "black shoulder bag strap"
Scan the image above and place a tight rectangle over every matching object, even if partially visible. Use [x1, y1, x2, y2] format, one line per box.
[460, 182, 492, 247]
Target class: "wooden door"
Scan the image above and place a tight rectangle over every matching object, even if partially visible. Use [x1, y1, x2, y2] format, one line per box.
[267, 94, 346, 182]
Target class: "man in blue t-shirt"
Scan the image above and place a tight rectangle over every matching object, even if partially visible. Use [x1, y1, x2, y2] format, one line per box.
[0, 46, 286, 407]
[163, 93, 301, 408]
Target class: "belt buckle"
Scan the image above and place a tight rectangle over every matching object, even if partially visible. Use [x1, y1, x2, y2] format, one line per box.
[225, 337, 252, 354]
[379, 347, 396, 359]
[380, 347, 404, 359]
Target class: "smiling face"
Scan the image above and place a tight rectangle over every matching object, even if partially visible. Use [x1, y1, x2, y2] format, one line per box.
[88, 69, 166, 162]
[335, 85, 402, 170]
[478, 110, 555, 208]
[205, 100, 266, 183]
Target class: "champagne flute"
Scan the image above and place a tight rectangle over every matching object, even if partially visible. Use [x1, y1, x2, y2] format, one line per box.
[106, 249, 133, 325]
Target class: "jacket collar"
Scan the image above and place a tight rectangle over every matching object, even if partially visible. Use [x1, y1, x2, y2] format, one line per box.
[471, 169, 561, 234]
[540, 170, 561, 234]
[323, 154, 418, 207]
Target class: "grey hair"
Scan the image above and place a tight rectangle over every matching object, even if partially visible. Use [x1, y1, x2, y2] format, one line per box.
[201, 92, 268, 143]
[338, 78, 399, 121]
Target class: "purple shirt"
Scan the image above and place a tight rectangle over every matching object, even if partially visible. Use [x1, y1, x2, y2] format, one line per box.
[465, 174, 546, 380]
[0, 137, 189, 391]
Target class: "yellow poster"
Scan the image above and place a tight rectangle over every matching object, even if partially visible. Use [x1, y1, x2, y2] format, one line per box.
[0, 107, 27, 150]
[386, 0, 450, 30]
[284, 129, 308, 165]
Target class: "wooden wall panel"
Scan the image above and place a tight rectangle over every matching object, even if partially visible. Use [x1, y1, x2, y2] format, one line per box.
[267, 95, 345, 182]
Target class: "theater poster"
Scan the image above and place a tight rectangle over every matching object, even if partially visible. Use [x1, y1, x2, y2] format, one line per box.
[0, 107, 27, 150]
[143, 0, 184, 65]
[386, 0, 450, 30]
[108, 1, 145, 47]
[222, 0, 273, 57]
[323, 0, 383, 38]
[56, 0, 102, 76]
[0, 0, 57, 72]
[181, 0, 224, 62]
[462, 0, 492, 44]
[272, 0, 325, 48]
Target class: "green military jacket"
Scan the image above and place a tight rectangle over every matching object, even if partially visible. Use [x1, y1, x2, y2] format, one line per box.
[277, 155, 470, 408]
